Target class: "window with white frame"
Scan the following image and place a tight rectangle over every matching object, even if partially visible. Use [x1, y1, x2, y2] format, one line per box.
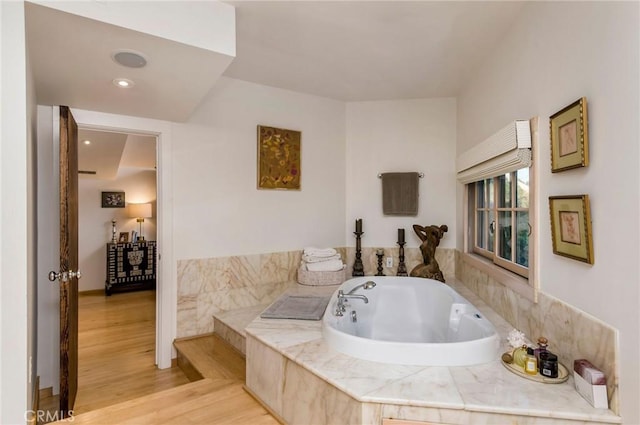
[457, 119, 536, 294]
[469, 168, 530, 278]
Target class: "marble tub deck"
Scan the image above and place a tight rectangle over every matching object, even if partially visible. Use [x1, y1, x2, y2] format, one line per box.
[214, 304, 270, 355]
[243, 280, 621, 425]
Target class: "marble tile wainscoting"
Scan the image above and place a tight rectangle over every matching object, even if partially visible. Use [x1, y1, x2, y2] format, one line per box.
[177, 250, 308, 338]
[176, 248, 457, 338]
[455, 251, 620, 415]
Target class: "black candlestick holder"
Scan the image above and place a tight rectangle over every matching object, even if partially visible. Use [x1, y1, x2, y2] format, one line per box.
[375, 250, 385, 276]
[352, 231, 365, 277]
[396, 242, 408, 276]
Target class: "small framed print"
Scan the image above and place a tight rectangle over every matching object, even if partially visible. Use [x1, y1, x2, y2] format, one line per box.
[550, 97, 589, 173]
[101, 191, 125, 208]
[549, 195, 594, 264]
[118, 232, 129, 243]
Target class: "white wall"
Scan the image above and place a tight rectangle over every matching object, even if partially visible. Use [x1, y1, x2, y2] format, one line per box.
[173, 77, 346, 259]
[456, 2, 639, 422]
[1, 1, 29, 422]
[345, 98, 457, 249]
[78, 169, 157, 292]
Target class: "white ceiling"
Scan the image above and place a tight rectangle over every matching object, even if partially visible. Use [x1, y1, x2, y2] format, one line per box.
[26, 1, 526, 173]
[223, 1, 526, 101]
[25, 2, 233, 123]
[78, 129, 156, 180]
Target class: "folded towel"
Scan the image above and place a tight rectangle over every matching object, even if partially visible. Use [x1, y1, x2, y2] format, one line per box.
[303, 247, 337, 257]
[302, 253, 341, 263]
[306, 260, 345, 272]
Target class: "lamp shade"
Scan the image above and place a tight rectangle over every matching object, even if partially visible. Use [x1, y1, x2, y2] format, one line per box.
[128, 203, 152, 219]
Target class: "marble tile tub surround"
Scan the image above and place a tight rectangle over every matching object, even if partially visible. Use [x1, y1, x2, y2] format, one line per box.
[177, 250, 304, 337]
[245, 279, 620, 424]
[177, 247, 455, 337]
[456, 251, 619, 415]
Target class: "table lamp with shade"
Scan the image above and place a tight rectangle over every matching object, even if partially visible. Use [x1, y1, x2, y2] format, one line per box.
[128, 203, 152, 242]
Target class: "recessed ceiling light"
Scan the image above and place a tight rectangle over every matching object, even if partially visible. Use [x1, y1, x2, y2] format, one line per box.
[112, 50, 147, 68]
[83, 140, 91, 145]
[113, 78, 135, 88]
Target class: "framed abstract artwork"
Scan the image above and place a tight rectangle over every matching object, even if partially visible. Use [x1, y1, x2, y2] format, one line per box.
[549, 195, 594, 264]
[257, 125, 301, 190]
[101, 191, 125, 208]
[550, 97, 589, 172]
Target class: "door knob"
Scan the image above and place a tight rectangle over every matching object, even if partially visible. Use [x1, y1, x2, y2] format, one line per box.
[49, 271, 67, 282]
[48, 270, 82, 282]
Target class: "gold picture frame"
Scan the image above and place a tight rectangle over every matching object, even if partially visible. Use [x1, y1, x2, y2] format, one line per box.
[257, 125, 301, 190]
[550, 97, 589, 172]
[549, 195, 594, 264]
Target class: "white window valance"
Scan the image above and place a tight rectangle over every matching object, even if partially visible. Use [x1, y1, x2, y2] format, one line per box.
[456, 120, 531, 184]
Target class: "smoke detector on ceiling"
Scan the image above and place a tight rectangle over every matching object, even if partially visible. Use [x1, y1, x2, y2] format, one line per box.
[112, 50, 147, 68]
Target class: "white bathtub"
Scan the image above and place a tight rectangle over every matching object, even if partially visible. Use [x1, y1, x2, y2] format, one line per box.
[322, 276, 499, 366]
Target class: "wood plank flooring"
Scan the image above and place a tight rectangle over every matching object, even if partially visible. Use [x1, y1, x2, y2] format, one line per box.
[174, 334, 246, 381]
[41, 290, 189, 418]
[55, 378, 278, 425]
[44, 289, 279, 424]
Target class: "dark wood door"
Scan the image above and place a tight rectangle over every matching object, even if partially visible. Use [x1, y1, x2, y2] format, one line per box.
[58, 105, 79, 417]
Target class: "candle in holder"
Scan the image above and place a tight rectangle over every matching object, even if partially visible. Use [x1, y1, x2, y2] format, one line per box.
[376, 248, 384, 256]
[398, 228, 405, 244]
[355, 218, 362, 233]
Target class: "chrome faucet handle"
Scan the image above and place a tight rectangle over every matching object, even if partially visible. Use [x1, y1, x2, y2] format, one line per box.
[335, 290, 347, 316]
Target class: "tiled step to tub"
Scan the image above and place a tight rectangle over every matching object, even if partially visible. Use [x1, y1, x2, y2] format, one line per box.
[213, 304, 267, 356]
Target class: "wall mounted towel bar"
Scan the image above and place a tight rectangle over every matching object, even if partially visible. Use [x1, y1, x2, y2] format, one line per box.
[377, 173, 424, 178]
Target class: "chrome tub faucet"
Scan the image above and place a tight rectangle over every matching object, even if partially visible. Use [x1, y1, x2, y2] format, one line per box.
[334, 281, 376, 316]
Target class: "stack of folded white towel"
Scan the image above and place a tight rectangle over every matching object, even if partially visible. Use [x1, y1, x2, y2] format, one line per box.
[301, 247, 345, 272]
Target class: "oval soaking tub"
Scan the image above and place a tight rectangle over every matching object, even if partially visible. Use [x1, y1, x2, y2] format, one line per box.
[322, 276, 499, 366]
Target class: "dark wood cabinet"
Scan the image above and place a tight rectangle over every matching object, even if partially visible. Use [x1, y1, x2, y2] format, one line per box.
[105, 241, 156, 295]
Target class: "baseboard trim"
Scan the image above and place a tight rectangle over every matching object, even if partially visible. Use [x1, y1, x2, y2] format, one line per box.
[78, 289, 107, 295]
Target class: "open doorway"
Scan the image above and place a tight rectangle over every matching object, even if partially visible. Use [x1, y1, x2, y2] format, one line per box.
[77, 129, 157, 294]
[72, 129, 175, 413]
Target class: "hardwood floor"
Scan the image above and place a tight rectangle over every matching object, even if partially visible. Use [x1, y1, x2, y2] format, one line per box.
[44, 289, 279, 424]
[56, 378, 279, 425]
[41, 290, 189, 419]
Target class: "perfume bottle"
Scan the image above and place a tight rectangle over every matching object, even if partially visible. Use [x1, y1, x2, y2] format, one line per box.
[513, 345, 529, 368]
[539, 352, 559, 378]
[524, 347, 538, 375]
[534, 337, 548, 361]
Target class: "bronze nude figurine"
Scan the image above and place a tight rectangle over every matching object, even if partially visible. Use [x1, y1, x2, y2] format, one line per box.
[409, 224, 448, 283]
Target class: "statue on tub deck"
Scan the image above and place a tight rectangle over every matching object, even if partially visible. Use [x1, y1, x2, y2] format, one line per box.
[410, 224, 448, 283]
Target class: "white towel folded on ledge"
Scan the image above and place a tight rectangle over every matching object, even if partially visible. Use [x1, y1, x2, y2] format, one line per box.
[302, 253, 341, 263]
[305, 260, 345, 272]
[303, 247, 337, 258]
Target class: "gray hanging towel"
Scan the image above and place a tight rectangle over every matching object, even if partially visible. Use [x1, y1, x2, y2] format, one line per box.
[381, 172, 420, 216]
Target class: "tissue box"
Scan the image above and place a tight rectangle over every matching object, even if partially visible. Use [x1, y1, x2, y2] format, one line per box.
[574, 359, 608, 409]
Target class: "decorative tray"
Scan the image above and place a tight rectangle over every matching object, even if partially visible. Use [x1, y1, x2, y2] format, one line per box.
[501, 352, 570, 384]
